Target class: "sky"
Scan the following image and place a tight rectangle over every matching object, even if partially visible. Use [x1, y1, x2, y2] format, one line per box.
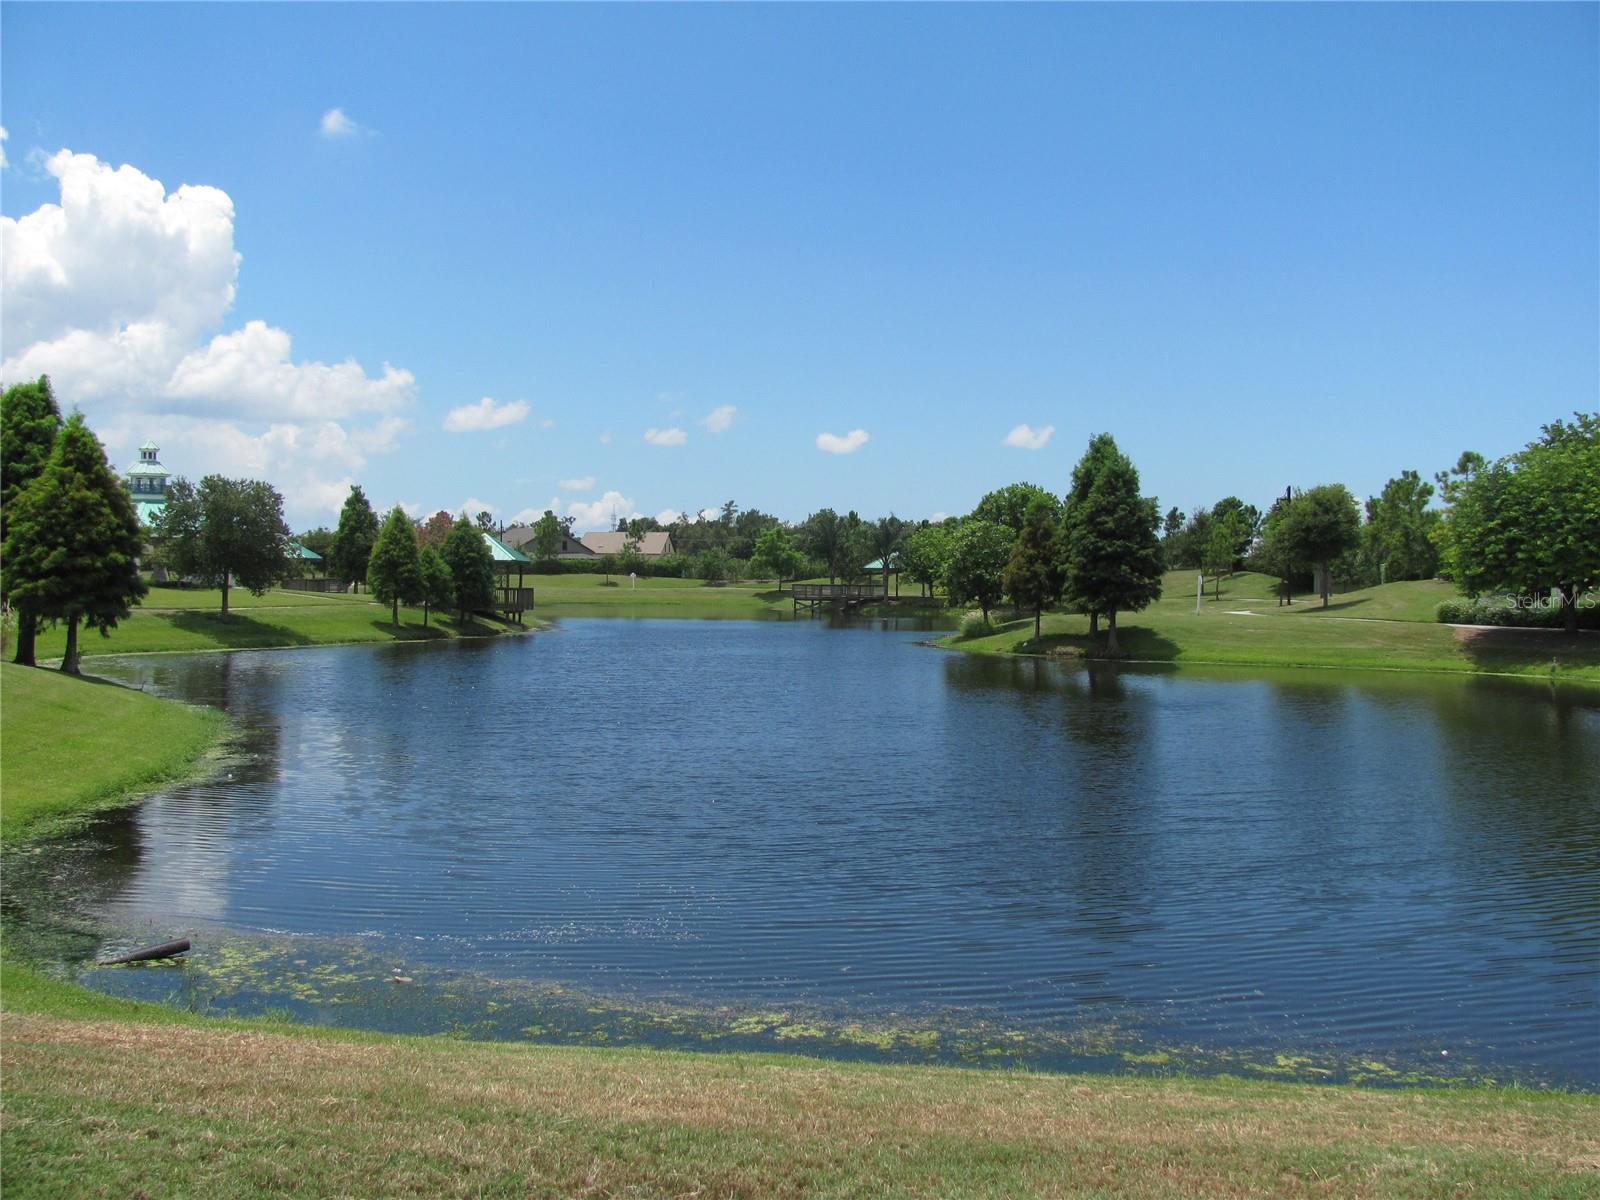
[2, 3, 1595, 532]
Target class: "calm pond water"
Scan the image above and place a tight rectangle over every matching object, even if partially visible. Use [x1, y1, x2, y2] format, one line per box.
[8, 619, 1598, 1086]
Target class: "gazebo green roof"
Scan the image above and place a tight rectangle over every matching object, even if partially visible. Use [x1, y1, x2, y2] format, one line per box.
[481, 531, 533, 564]
[288, 541, 323, 561]
[126, 460, 168, 477]
[863, 555, 902, 572]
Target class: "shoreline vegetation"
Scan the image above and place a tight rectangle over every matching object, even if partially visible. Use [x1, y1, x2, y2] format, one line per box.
[3, 602, 1598, 1197]
[13, 570, 1594, 686]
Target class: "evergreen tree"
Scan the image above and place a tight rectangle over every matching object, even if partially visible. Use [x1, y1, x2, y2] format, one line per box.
[1059, 433, 1120, 635]
[331, 484, 380, 590]
[1, 376, 65, 664]
[2, 414, 147, 673]
[1003, 498, 1064, 640]
[441, 516, 495, 619]
[1060, 435, 1163, 655]
[367, 505, 423, 625]
[418, 545, 453, 627]
[157, 475, 292, 616]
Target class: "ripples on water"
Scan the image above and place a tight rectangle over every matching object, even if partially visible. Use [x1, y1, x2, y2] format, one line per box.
[15, 619, 1600, 1085]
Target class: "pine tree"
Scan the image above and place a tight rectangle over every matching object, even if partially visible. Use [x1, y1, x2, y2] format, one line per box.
[331, 484, 380, 590]
[440, 516, 495, 620]
[1003, 498, 1064, 641]
[1059, 433, 1119, 636]
[1, 376, 65, 665]
[2, 414, 148, 673]
[1060, 435, 1163, 656]
[367, 505, 423, 625]
[418, 545, 453, 627]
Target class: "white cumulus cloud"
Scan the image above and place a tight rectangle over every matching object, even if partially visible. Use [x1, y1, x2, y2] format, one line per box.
[0, 126, 8, 170]
[1003, 423, 1055, 450]
[655, 508, 683, 525]
[566, 490, 640, 532]
[319, 108, 360, 139]
[816, 429, 870, 455]
[701, 404, 737, 433]
[443, 396, 529, 433]
[644, 426, 687, 447]
[559, 475, 595, 491]
[455, 497, 498, 519]
[0, 148, 415, 521]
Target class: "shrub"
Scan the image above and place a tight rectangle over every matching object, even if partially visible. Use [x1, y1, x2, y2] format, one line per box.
[1435, 595, 1599, 630]
[959, 612, 995, 639]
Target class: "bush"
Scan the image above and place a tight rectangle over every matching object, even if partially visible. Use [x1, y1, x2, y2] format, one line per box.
[1435, 595, 1599, 629]
[959, 612, 995, 639]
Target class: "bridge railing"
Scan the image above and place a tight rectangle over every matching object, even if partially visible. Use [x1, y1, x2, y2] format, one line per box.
[792, 583, 883, 602]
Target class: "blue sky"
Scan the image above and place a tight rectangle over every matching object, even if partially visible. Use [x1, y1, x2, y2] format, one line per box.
[3, 4, 1595, 531]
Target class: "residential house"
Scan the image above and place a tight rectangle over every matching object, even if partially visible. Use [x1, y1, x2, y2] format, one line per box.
[500, 525, 596, 560]
[579, 531, 676, 559]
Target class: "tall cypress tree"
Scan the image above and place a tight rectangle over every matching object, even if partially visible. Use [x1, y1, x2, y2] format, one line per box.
[1003, 497, 1065, 641]
[1059, 433, 1119, 637]
[1, 377, 65, 665]
[367, 505, 423, 625]
[2, 413, 148, 673]
[440, 516, 495, 619]
[1060, 435, 1163, 656]
[331, 484, 380, 591]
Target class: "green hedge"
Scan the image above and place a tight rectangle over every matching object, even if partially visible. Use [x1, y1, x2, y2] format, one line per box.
[1435, 595, 1599, 629]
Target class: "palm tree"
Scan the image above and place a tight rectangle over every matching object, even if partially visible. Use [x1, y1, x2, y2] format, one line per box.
[870, 516, 905, 597]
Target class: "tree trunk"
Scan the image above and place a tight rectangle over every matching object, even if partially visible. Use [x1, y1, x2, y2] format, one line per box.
[392, 597, 399, 625]
[60, 614, 80, 674]
[1035, 607, 1042, 640]
[1320, 561, 1330, 608]
[1088, 610, 1099, 638]
[1105, 608, 1120, 656]
[13, 609, 37, 666]
[1562, 585, 1578, 633]
[221, 576, 231, 617]
[423, 603, 430, 627]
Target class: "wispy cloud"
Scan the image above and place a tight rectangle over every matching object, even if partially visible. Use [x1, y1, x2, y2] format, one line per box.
[701, 404, 737, 434]
[559, 475, 595, 491]
[1003, 423, 1054, 450]
[644, 426, 687, 447]
[0, 126, 8, 170]
[443, 397, 528, 433]
[319, 108, 361, 139]
[816, 428, 869, 455]
[598, 430, 613, 444]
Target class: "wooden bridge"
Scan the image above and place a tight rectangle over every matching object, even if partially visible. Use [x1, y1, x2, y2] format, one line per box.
[791, 583, 889, 614]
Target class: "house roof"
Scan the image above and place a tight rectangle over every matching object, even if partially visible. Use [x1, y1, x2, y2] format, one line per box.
[481, 531, 533, 564]
[500, 526, 595, 556]
[134, 499, 166, 526]
[580, 531, 674, 557]
[126, 461, 168, 477]
[288, 541, 324, 561]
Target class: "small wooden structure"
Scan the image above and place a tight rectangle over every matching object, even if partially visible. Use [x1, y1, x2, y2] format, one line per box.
[791, 582, 882, 614]
[482, 532, 535, 623]
[281, 542, 340, 592]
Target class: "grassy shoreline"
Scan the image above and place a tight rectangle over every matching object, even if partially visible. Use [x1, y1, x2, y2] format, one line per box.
[939, 572, 1600, 686]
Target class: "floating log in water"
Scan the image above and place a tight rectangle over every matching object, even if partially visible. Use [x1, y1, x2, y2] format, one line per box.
[98, 938, 191, 965]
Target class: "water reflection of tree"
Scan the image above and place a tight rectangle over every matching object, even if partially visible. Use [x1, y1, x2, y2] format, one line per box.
[938, 655, 1163, 957]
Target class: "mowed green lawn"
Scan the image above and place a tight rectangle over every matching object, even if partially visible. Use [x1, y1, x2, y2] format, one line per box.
[22, 587, 527, 659]
[526, 571, 796, 618]
[0, 663, 225, 842]
[947, 573, 1600, 683]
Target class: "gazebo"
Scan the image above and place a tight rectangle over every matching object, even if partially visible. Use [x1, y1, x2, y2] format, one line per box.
[862, 554, 902, 597]
[481, 532, 535, 622]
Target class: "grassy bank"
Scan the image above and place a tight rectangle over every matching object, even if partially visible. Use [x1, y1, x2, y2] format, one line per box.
[527, 571, 796, 617]
[21, 584, 531, 660]
[945, 573, 1600, 684]
[0, 662, 227, 843]
[2, 962, 1596, 1200]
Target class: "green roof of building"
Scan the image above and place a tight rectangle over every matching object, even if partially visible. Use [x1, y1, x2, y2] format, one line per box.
[287, 541, 324, 561]
[134, 499, 167, 526]
[482, 531, 533, 564]
[126, 461, 168, 477]
[863, 555, 902, 572]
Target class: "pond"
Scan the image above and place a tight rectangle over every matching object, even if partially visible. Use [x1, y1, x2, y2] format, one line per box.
[7, 618, 1597, 1087]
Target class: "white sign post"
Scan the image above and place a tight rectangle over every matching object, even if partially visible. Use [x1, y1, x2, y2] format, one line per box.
[1196, 573, 1203, 614]
[629, 572, 637, 590]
